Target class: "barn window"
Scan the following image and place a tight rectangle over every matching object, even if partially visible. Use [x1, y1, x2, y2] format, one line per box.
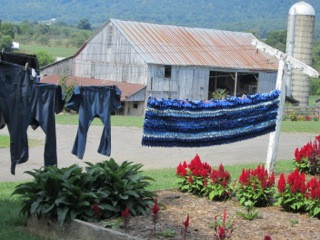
[133, 103, 138, 108]
[107, 26, 113, 47]
[164, 65, 172, 78]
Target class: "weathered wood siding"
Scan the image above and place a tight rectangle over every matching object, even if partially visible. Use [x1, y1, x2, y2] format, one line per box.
[257, 72, 277, 93]
[41, 57, 74, 77]
[126, 88, 146, 102]
[74, 22, 148, 85]
[123, 102, 145, 116]
[147, 65, 209, 100]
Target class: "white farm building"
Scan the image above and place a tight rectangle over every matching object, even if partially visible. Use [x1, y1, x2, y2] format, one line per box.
[41, 19, 279, 115]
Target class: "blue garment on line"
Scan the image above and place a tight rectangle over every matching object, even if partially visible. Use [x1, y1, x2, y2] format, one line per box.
[0, 61, 34, 174]
[142, 90, 281, 148]
[67, 86, 121, 159]
[23, 83, 65, 168]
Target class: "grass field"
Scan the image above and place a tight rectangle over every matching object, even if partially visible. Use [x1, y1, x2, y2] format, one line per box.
[56, 114, 144, 128]
[20, 44, 77, 58]
[281, 120, 319, 133]
[0, 135, 42, 148]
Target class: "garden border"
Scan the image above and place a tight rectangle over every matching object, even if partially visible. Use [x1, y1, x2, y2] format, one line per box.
[26, 217, 142, 240]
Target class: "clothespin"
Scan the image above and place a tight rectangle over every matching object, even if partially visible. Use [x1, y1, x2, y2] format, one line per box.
[25, 62, 29, 70]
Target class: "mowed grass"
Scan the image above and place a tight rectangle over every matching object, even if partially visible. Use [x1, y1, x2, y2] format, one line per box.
[0, 135, 42, 148]
[0, 135, 10, 148]
[281, 120, 319, 133]
[20, 44, 77, 58]
[0, 182, 44, 240]
[56, 114, 144, 128]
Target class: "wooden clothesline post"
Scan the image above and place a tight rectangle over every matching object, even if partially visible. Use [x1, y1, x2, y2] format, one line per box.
[251, 39, 320, 173]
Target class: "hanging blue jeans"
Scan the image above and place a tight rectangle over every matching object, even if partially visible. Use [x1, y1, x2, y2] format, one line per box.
[67, 86, 121, 159]
[20, 83, 65, 167]
[0, 111, 5, 129]
[0, 61, 33, 174]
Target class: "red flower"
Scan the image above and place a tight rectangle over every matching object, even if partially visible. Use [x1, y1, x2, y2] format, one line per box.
[183, 214, 190, 228]
[264, 235, 272, 240]
[278, 173, 286, 193]
[152, 199, 160, 215]
[92, 203, 100, 216]
[294, 148, 301, 162]
[176, 163, 187, 177]
[121, 207, 130, 218]
[188, 175, 193, 183]
[218, 226, 226, 239]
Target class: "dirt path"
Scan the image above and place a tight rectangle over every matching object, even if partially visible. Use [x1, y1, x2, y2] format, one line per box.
[0, 125, 317, 182]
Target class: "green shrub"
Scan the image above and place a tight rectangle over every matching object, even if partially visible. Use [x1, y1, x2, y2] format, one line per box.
[12, 165, 96, 225]
[85, 159, 155, 218]
[13, 159, 155, 225]
[310, 78, 320, 95]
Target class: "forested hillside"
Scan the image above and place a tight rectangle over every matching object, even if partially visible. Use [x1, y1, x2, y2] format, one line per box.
[0, 0, 319, 37]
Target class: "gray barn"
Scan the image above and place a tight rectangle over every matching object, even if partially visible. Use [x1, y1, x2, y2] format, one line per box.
[41, 19, 279, 115]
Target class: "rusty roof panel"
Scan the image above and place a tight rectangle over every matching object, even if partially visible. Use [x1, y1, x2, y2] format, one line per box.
[41, 75, 146, 101]
[111, 19, 278, 71]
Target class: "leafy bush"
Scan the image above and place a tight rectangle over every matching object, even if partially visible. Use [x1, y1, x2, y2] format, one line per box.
[310, 78, 320, 95]
[176, 154, 211, 195]
[275, 170, 307, 212]
[12, 165, 96, 225]
[205, 164, 232, 201]
[294, 135, 320, 175]
[236, 165, 275, 207]
[13, 159, 155, 225]
[289, 111, 297, 121]
[85, 159, 155, 218]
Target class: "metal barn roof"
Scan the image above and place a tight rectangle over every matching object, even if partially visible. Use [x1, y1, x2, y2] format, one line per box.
[111, 19, 278, 71]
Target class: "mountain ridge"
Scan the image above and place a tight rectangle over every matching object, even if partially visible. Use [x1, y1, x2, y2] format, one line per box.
[1, 0, 319, 37]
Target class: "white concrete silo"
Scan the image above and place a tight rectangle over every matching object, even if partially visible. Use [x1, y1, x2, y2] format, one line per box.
[286, 1, 316, 106]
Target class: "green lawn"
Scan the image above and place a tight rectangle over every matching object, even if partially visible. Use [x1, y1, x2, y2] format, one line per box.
[20, 44, 77, 58]
[0, 135, 11, 148]
[0, 135, 42, 148]
[56, 114, 144, 128]
[0, 182, 44, 240]
[281, 120, 319, 133]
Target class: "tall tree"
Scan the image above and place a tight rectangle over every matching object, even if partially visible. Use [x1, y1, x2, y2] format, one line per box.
[77, 19, 91, 30]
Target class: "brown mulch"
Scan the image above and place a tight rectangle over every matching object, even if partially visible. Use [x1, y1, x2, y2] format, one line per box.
[104, 189, 320, 240]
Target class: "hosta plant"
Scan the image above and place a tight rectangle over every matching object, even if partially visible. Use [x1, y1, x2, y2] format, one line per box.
[12, 165, 96, 225]
[294, 135, 320, 175]
[176, 154, 211, 195]
[13, 159, 155, 225]
[85, 159, 155, 219]
[275, 169, 307, 212]
[205, 164, 232, 201]
[236, 165, 275, 207]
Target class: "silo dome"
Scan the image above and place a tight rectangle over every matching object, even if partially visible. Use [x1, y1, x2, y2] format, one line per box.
[289, 1, 316, 16]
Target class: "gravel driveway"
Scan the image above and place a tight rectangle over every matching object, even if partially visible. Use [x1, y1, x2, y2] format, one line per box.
[0, 125, 317, 182]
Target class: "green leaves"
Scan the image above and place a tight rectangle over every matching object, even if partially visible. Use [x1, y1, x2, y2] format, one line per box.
[13, 159, 155, 225]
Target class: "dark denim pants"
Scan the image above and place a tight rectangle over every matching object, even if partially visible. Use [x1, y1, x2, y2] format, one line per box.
[24, 83, 65, 167]
[0, 61, 33, 174]
[67, 86, 121, 159]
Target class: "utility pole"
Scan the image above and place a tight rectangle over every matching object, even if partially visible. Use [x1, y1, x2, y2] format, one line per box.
[251, 39, 319, 173]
